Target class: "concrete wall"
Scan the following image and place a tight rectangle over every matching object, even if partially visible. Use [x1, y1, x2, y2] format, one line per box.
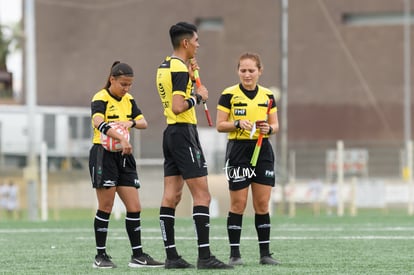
[27, 0, 414, 154]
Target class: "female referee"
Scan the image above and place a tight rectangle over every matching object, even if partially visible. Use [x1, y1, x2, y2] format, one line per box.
[216, 52, 280, 266]
[89, 61, 163, 269]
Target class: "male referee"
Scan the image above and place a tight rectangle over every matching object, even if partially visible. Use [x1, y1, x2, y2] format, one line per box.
[156, 22, 232, 270]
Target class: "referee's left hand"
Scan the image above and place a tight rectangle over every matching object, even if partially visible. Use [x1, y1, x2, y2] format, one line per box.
[120, 139, 133, 155]
[258, 122, 270, 134]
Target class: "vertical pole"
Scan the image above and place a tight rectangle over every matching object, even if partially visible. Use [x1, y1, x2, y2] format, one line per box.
[0, 122, 3, 168]
[288, 150, 296, 217]
[349, 177, 357, 216]
[279, 0, 289, 215]
[24, 0, 38, 221]
[337, 140, 344, 216]
[404, 0, 412, 146]
[407, 140, 414, 215]
[40, 141, 48, 221]
[270, 87, 280, 217]
[404, 0, 413, 216]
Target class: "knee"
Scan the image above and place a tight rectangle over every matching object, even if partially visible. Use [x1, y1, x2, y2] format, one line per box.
[230, 200, 247, 214]
[253, 200, 269, 214]
[125, 202, 141, 213]
[172, 193, 182, 207]
[98, 203, 114, 214]
[162, 192, 182, 208]
[193, 192, 211, 206]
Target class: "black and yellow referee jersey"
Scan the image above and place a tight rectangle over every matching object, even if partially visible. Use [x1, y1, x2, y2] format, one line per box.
[156, 56, 197, 125]
[91, 88, 144, 144]
[217, 83, 277, 140]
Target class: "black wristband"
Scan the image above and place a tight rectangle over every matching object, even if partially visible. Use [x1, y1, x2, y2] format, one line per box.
[130, 119, 136, 128]
[186, 97, 196, 109]
[195, 94, 202, 105]
[234, 120, 241, 129]
[98, 121, 112, 135]
[268, 126, 273, 135]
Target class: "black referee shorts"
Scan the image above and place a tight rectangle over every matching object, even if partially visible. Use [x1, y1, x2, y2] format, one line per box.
[163, 123, 208, 179]
[89, 144, 141, 189]
[224, 139, 275, 191]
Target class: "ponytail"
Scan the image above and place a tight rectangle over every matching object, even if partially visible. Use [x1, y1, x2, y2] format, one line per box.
[104, 61, 133, 89]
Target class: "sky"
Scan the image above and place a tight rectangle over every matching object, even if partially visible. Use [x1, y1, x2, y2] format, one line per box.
[0, 0, 22, 97]
[0, 0, 22, 24]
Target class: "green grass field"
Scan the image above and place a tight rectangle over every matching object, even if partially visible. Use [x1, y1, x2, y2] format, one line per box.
[0, 208, 413, 274]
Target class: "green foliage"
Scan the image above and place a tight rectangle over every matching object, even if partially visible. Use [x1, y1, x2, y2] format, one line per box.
[0, 22, 22, 71]
[0, 28, 10, 70]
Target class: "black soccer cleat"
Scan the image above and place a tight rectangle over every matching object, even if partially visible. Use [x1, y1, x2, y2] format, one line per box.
[165, 256, 194, 269]
[259, 254, 280, 265]
[228, 256, 244, 266]
[128, 253, 164, 268]
[197, 255, 234, 269]
[92, 253, 116, 269]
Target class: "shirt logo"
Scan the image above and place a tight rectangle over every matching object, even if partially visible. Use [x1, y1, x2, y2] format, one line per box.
[158, 83, 166, 98]
[234, 109, 246, 116]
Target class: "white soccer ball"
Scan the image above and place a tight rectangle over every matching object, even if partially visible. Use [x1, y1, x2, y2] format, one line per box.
[100, 123, 130, 152]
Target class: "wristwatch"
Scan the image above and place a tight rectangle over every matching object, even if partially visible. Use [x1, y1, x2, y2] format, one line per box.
[234, 120, 241, 129]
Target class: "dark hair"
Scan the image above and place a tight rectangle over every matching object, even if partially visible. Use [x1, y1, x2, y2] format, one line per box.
[169, 22, 197, 49]
[104, 61, 134, 88]
[237, 52, 263, 70]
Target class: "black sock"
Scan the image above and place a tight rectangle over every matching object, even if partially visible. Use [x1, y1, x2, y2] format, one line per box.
[126, 212, 143, 257]
[193, 205, 211, 259]
[160, 206, 179, 259]
[255, 213, 271, 257]
[227, 212, 243, 258]
[94, 210, 110, 255]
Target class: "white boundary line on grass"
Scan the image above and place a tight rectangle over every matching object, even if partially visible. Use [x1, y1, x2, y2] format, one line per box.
[71, 236, 414, 240]
[1, 226, 414, 233]
[1, 226, 414, 241]
[1, 227, 414, 241]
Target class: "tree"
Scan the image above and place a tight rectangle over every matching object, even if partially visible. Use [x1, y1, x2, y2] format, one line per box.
[0, 25, 11, 71]
[0, 22, 23, 98]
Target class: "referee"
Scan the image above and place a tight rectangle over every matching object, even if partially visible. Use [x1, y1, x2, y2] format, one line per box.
[216, 52, 280, 266]
[89, 61, 163, 269]
[156, 22, 232, 270]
